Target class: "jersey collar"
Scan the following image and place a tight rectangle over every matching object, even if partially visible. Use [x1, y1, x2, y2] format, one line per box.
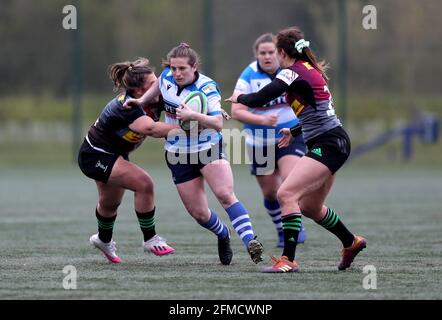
[176, 71, 200, 96]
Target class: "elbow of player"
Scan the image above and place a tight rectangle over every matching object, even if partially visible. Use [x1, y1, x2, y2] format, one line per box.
[144, 123, 158, 137]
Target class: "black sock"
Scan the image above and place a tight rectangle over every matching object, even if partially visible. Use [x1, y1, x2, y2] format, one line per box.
[282, 213, 302, 262]
[317, 208, 354, 248]
[96, 209, 116, 243]
[136, 207, 156, 242]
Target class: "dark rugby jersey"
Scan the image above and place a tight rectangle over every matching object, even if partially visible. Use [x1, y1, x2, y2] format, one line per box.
[283, 60, 330, 111]
[87, 93, 148, 155]
[238, 60, 341, 142]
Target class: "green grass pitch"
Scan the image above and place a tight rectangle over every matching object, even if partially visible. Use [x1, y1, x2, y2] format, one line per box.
[0, 163, 441, 299]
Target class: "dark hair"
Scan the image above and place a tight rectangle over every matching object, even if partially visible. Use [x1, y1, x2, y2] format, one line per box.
[276, 26, 329, 79]
[253, 32, 276, 56]
[162, 42, 201, 69]
[109, 57, 154, 93]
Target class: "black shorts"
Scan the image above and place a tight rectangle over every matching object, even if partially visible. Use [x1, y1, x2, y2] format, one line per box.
[77, 139, 128, 183]
[305, 126, 351, 174]
[165, 141, 227, 184]
[247, 134, 306, 176]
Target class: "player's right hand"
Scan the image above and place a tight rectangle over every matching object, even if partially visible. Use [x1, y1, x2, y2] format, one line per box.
[176, 103, 194, 121]
[262, 114, 278, 127]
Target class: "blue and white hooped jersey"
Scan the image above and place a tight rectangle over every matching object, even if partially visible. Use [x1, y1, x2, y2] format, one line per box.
[159, 67, 223, 153]
[234, 61, 299, 146]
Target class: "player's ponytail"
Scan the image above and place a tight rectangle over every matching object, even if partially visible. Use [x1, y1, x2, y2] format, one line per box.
[109, 57, 154, 93]
[276, 26, 329, 80]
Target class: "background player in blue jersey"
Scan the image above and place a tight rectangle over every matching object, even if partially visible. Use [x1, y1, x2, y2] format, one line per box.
[124, 44, 264, 265]
[228, 27, 367, 273]
[231, 33, 307, 248]
[78, 58, 177, 263]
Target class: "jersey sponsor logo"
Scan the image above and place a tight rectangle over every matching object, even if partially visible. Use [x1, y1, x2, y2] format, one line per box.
[311, 147, 322, 157]
[290, 99, 305, 116]
[95, 160, 108, 172]
[120, 130, 145, 143]
[277, 69, 298, 84]
[201, 83, 216, 95]
[167, 84, 172, 90]
[164, 102, 177, 114]
[302, 61, 314, 70]
[263, 95, 287, 108]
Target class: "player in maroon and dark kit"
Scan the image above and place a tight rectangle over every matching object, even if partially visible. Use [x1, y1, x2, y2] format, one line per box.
[228, 27, 367, 273]
[78, 58, 179, 263]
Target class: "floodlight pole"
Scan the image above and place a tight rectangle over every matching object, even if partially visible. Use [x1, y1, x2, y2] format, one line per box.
[203, 0, 214, 77]
[71, 0, 82, 163]
[337, 0, 347, 125]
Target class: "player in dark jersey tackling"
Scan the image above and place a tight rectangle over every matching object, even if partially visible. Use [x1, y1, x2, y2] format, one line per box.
[78, 58, 178, 263]
[227, 27, 367, 273]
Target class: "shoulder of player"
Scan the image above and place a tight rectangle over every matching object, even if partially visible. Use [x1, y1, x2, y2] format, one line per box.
[159, 67, 174, 87]
[276, 68, 299, 84]
[196, 74, 220, 96]
[238, 61, 264, 81]
[110, 94, 145, 116]
[292, 60, 314, 74]
[103, 93, 126, 112]
[160, 67, 172, 78]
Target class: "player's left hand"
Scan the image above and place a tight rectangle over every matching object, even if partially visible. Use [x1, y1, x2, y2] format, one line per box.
[278, 128, 293, 148]
[176, 103, 194, 121]
[123, 97, 141, 109]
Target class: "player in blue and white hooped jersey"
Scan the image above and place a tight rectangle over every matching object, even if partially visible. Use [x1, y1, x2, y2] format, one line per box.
[160, 57, 223, 154]
[231, 33, 307, 248]
[124, 43, 264, 265]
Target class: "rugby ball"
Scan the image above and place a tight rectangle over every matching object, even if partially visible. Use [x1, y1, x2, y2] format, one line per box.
[179, 91, 207, 130]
